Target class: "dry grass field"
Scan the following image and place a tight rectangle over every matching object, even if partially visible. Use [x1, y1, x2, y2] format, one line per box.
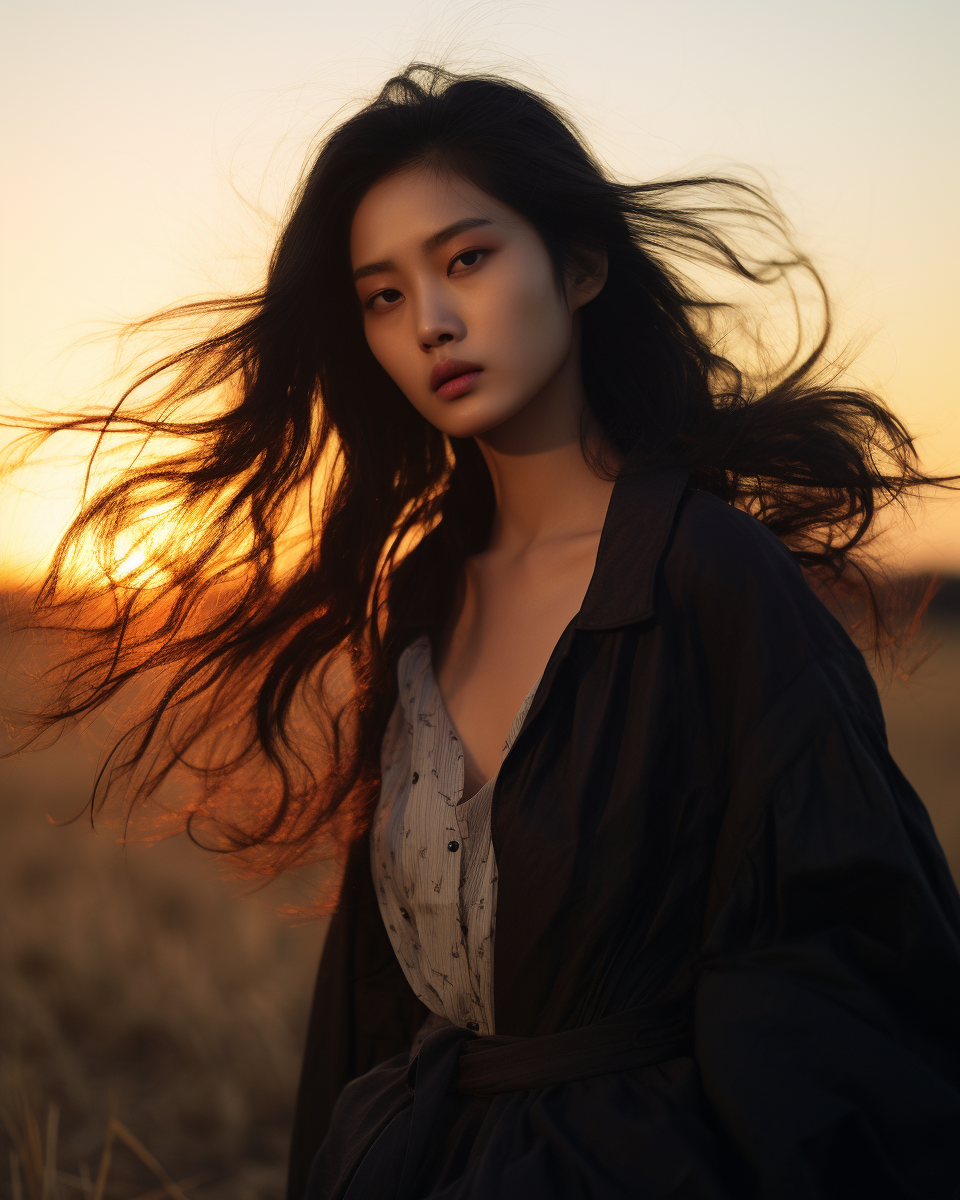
[0, 730, 328, 1199]
[0, 609, 328, 1199]
[1, 592, 958, 1199]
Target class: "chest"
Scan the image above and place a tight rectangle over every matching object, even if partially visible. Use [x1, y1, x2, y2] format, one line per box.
[435, 538, 601, 789]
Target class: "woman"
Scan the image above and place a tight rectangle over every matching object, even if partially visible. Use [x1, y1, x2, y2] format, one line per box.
[15, 66, 960, 1197]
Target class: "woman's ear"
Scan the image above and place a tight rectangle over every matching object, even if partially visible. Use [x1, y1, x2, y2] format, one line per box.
[566, 246, 608, 311]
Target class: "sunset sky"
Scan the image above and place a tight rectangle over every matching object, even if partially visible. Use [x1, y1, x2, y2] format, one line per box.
[2, 0, 958, 580]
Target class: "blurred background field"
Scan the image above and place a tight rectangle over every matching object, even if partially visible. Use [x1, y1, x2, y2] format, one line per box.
[0, 601, 328, 1200]
[1, 582, 958, 1199]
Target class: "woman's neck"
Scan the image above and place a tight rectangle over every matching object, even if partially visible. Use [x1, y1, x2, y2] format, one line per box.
[474, 344, 619, 552]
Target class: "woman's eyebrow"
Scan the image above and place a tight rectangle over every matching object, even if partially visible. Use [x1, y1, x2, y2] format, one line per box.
[422, 216, 492, 253]
[352, 218, 493, 282]
[353, 258, 394, 282]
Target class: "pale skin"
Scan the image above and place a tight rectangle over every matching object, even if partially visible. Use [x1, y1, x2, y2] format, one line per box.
[351, 166, 617, 797]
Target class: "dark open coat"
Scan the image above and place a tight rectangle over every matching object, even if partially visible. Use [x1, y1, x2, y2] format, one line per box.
[288, 469, 960, 1199]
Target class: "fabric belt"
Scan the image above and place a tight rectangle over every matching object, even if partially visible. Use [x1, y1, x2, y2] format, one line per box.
[454, 996, 692, 1095]
[356, 997, 693, 1200]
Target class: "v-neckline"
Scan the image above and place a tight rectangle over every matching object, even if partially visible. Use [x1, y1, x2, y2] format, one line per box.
[417, 638, 542, 805]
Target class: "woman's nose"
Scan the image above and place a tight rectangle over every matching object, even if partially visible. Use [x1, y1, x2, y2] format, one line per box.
[417, 295, 466, 351]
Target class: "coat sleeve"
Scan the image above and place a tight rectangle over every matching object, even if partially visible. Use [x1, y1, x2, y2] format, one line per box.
[696, 656, 960, 1197]
[286, 833, 428, 1200]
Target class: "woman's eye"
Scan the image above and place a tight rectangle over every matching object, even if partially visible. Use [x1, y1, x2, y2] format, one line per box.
[368, 288, 402, 310]
[451, 249, 485, 271]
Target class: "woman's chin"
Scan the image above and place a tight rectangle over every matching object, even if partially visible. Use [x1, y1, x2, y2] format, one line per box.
[419, 396, 529, 441]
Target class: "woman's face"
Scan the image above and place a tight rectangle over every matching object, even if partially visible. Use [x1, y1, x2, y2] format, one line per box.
[349, 166, 603, 440]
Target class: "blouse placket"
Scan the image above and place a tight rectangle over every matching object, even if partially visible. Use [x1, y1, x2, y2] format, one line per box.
[371, 636, 538, 1035]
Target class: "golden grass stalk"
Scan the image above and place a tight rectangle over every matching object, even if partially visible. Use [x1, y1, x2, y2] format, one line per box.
[10, 1151, 24, 1200]
[43, 1106, 58, 1200]
[90, 1113, 113, 1200]
[107, 1119, 191, 1200]
[7, 1088, 212, 1200]
[3, 1092, 48, 1200]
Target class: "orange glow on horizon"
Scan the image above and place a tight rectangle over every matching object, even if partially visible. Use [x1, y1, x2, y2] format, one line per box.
[2, 6, 958, 582]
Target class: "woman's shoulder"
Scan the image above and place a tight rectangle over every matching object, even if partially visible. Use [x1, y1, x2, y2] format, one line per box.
[668, 487, 798, 583]
[659, 486, 871, 689]
[663, 487, 824, 619]
[643, 486, 887, 760]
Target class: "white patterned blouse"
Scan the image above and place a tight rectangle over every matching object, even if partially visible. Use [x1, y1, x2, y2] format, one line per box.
[370, 635, 540, 1036]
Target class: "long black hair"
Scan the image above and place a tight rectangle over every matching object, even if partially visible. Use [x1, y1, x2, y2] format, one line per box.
[5, 64, 942, 882]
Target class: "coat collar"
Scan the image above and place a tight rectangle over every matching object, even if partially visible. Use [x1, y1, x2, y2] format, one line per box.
[489, 460, 689, 813]
[575, 461, 690, 631]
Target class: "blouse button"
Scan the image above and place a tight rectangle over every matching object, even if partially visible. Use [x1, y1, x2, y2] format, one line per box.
[411, 772, 419, 784]
[466, 1021, 480, 1032]
[400, 908, 410, 921]
[447, 840, 460, 852]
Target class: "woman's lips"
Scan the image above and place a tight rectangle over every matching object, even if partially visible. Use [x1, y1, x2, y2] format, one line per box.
[436, 370, 482, 400]
[430, 359, 483, 400]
